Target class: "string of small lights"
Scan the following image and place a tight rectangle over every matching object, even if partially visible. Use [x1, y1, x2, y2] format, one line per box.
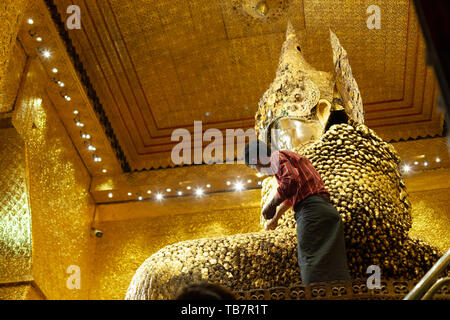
[106, 178, 265, 201]
[27, 15, 108, 174]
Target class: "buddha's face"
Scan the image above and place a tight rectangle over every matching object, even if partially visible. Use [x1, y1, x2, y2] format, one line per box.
[269, 99, 332, 151]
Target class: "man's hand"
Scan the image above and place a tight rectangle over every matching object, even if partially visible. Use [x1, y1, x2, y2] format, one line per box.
[264, 218, 278, 231]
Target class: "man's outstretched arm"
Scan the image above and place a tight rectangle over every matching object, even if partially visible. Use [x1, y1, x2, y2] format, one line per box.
[265, 201, 290, 230]
[261, 194, 284, 220]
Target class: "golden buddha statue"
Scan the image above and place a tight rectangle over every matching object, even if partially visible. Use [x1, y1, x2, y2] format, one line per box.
[125, 22, 442, 300]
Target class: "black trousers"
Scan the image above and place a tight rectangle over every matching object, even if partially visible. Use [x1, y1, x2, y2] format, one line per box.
[294, 194, 351, 285]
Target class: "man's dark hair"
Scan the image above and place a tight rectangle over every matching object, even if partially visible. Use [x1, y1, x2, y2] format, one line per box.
[175, 282, 236, 300]
[244, 139, 272, 167]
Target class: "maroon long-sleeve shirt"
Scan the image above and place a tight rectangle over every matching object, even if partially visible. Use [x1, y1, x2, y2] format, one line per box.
[270, 150, 330, 209]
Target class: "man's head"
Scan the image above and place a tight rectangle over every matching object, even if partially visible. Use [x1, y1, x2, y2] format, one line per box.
[244, 139, 274, 175]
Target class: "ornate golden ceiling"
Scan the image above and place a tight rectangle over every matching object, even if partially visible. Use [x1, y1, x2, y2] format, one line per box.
[17, 0, 446, 171]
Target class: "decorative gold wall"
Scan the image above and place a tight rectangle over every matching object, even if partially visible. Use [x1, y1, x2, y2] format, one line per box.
[0, 0, 28, 92]
[0, 282, 45, 300]
[0, 41, 27, 113]
[12, 58, 96, 299]
[0, 128, 32, 283]
[90, 206, 261, 300]
[409, 188, 450, 252]
[405, 168, 450, 252]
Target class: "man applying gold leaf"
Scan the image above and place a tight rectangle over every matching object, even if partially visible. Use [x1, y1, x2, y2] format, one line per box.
[244, 139, 351, 285]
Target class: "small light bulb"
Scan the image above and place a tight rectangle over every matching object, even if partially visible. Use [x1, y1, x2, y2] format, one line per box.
[186, 186, 191, 190]
[256, 172, 263, 178]
[234, 181, 244, 192]
[52, 68, 58, 73]
[402, 164, 411, 173]
[36, 37, 42, 42]
[424, 162, 428, 167]
[147, 190, 152, 194]
[195, 188, 204, 197]
[247, 179, 252, 183]
[156, 193, 163, 201]
[257, 181, 262, 186]
[85, 134, 91, 139]
[226, 181, 231, 186]
[436, 157, 441, 163]
[88, 145, 96, 151]
[58, 81, 65, 87]
[102, 169, 107, 173]
[127, 192, 132, 196]
[177, 191, 182, 196]
[42, 50, 51, 58]
[64, 95, 71, 101]
[138, 195, 143, 201]
[166, 188, 171, 192]
[27, 18, 34, 25]
[206, 184, 211, 188]
[414, 161, 419, 165]
[108, 193, 113, 198]
[73, 110, 79, 115]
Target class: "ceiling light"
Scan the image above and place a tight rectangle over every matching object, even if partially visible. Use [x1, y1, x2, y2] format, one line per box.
[436, 157, 441, 163]
[27, 18, 34, 25]
[234, 181, 244, 192]
[64, 95, 71, 101]
[156, 193, 163, 201]
[166, 188, 171, 192]
[177, 191, 183, 196]
[52, 68, 58, 73]
[93, 156, 102, 162]
[206, 184, 211, 188]
[257, 181, 262, 186]
[36, 37, 42, 42]
[186, 186, 191, 190]
[147, 190, 152, 194]
[127, 192, 132, 196]
[247, 179, 252, 183]
[205, 112, 210, 116]
[256, 172, 263, 178]
[42, 50, 51, 58]
[226, 181, 231, 186]
[108, 193, 113, 198]
[102, 169, 107, 173]
[76, 121, 84, 127]
[58, 81, 65, 87]
[73, 110, 79, 115]
[138, 195, 143, 201]
[195, 188, 204, 197]
[413, 161, 419, 165]
[88, 145, 96, 151]
[424, 162, 428, 167]
[402, 164, 411, 173]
